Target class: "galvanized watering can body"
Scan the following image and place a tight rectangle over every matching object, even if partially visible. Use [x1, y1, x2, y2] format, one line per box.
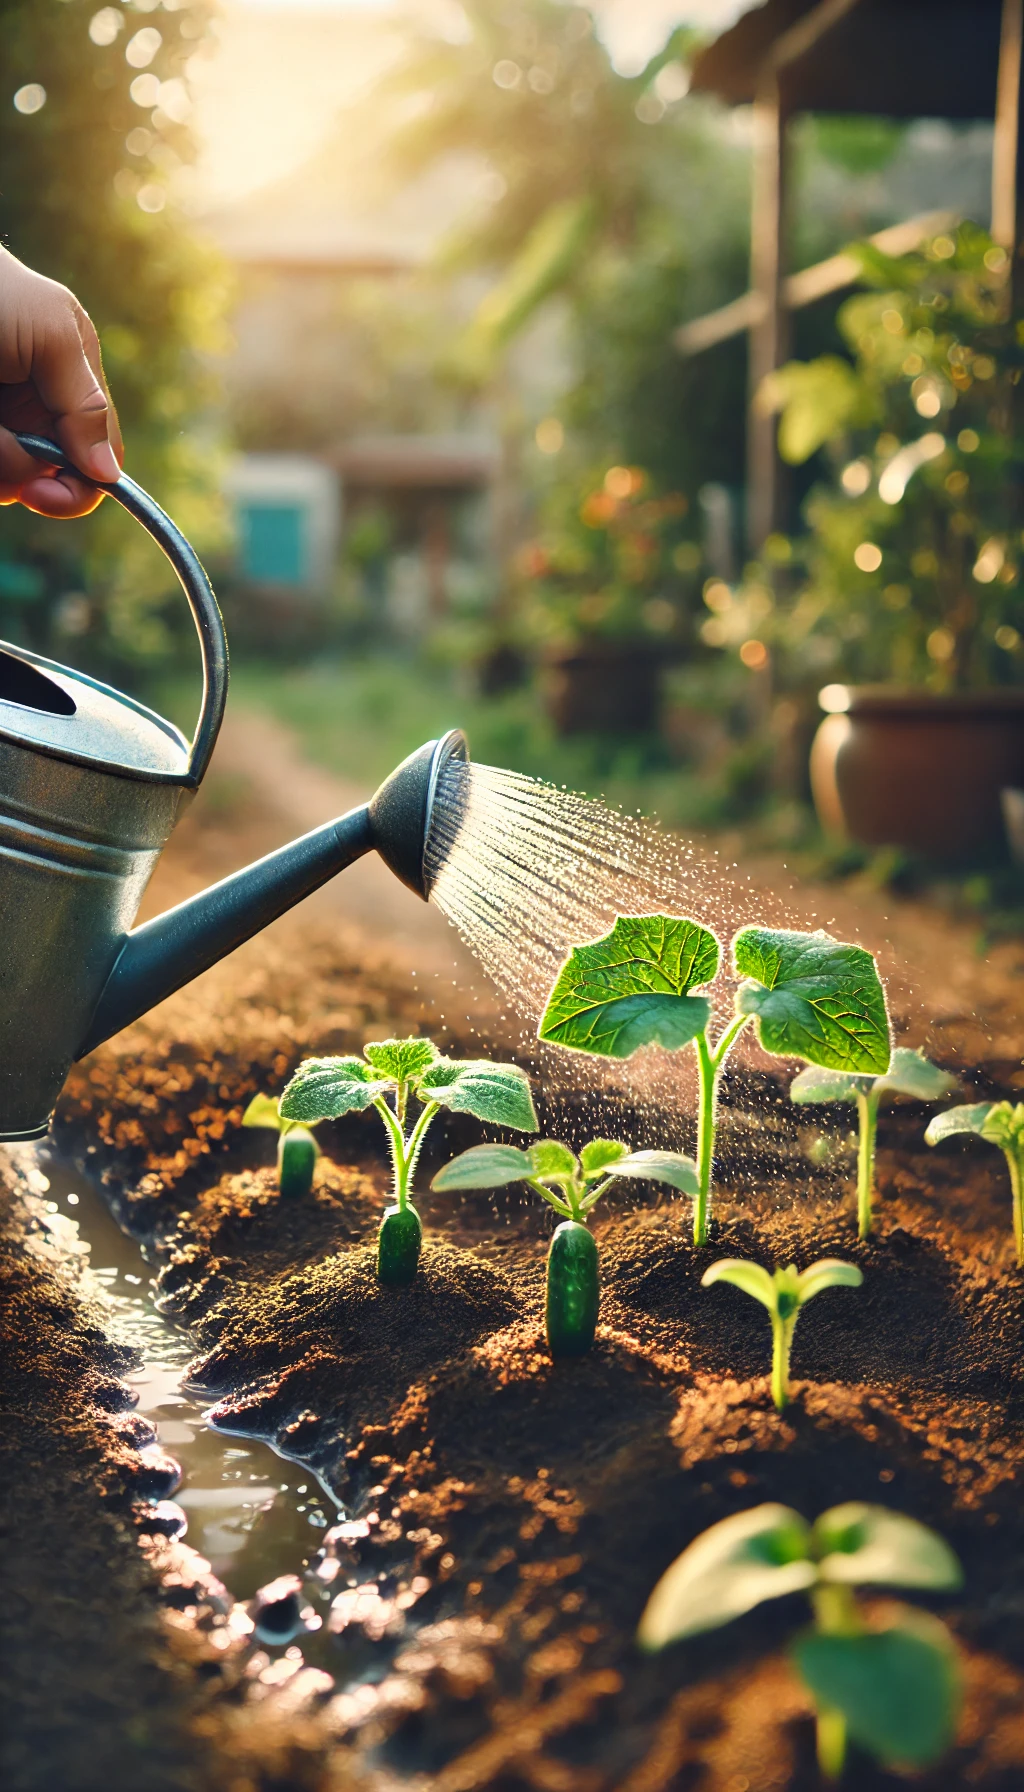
[0, 436, 465, 1140]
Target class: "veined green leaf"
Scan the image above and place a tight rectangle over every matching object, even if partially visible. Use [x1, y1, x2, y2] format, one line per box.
[795, 1260, 863, 1306]
[280, 1056, 390, 1123]
[875, 1048, 958, 1102]
[794, 1610, 961, 1767]
[610, 1150, 700, 1194]
[701, 1259, 777, 1312]
[638, 1504, 815, 1649]
[529, 1139, 579, 1183]
[419, 1059, 538, 1131]
[733, 927, 891, 1075]
[363, 1037, 438, 1081]
[539, 914, 718, 1059]
[579, 1138, 630, 1180]
[242, 1092, 283, 1132]
[813, 1504, 962, 1592]
[432, 1144, 536, 1191]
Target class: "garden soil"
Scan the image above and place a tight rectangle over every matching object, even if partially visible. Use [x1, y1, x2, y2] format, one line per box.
[3, 716, 1024, 1792]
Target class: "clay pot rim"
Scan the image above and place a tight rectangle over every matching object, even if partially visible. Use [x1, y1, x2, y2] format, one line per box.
[819, 683, 1024, 718]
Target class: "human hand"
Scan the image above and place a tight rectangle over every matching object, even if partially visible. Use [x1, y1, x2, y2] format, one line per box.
[0, 249, 123, 518]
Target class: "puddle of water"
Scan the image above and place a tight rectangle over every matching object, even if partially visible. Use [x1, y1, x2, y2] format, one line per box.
[33, 1149, 346, 1662]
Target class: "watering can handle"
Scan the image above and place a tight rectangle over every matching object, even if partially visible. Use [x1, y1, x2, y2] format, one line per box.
[14, 432, 228, 788]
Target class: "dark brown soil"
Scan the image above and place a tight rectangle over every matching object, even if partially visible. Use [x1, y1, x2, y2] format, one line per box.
[7, 758, 1024, 1791]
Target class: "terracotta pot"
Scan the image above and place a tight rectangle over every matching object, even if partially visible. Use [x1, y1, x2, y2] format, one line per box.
[543, 642, 661, 736]
[810, 685, 1024, 862]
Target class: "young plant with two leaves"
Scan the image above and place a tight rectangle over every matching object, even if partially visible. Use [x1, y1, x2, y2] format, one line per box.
[926, 1098, 1024, 1266]
[280, 1037, 537, 1284]
[433, 1137, 700, 1356]
[639, 1502, 963, 1781]
[242, 1093, 321, 1200]
[701, 1258, 863, 1411]
[538, 915, 891, 1245]
[791, 1049, 958, 1239]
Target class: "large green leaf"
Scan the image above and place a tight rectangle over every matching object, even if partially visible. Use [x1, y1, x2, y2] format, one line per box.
[432, 1144, 537, 1191]
[579, 1139, 630, 1180]
[363, 1037, 438, 1081]
[419, 1059, 538, 1131]
[875, 1048, 958, 1102]
[813, 1504, 962, 1592]
[538, 915, 719, 1059]
[733, 927, 891, 1075]
[609, 1150, 700, 1194]
[242, 1092, 283, 1132]
[794, 1610, 961, 1767]
[280, 1056, 390, 1123]
[638, 1504, 815, 1649]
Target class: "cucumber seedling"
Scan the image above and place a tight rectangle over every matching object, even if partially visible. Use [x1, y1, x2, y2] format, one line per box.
[926, 1099, 1024, 1266]
[791, 1049, 958, 1239]
[639, 1502, 962, 1781]
[242, 1092, 321, 1200]
[280, 1037, 537, 1284]
[433, 1138, 699, 1356]
[701, 1257, 863, 1410]
[539, 915, 891, 1245]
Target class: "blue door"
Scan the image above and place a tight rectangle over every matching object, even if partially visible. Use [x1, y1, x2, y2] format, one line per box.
[239, 503, 305, 584]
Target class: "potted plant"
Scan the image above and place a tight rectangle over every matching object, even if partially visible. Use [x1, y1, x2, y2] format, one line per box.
[736, 225, 1024, 860]
[513, 464, 694, 734]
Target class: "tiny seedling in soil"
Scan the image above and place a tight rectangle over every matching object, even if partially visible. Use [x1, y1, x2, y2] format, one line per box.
[539, 915, 891, 1245]
[638, 1501, 963, 1781]
[433, 1139, 699, 1356]
[926, 1099, 1024, 1267]
[791, 1048, 958, 1239]
[242, 1092, 320, 1199]
[280, 1038, 537, 1284]
[701, 1258, 863, 1410]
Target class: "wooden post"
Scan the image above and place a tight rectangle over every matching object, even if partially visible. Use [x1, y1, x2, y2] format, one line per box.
[747, 80, 789, 551]
[993, 0, 1024, 304]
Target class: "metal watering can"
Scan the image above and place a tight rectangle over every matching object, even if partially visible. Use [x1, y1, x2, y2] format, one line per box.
[0, 435, 467, 1140]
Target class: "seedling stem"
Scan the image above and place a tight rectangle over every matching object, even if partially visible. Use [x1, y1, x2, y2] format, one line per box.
[695, 1016, 748, 1245]
[855, 1090, 879, 1241]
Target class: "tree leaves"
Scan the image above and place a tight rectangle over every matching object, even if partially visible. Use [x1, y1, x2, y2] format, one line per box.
[794, 1610, 961, 1768]
[813, 1504, 963, 1593]
[733, 927, 891, 1075]
[419, 1059, 538, 1131]
[538, 914, 718, 1058]
[280, 1056, 391, 1123]
[637, 1505, 816, 1648]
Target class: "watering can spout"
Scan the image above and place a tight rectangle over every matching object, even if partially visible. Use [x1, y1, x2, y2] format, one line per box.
[77, 730, 468, 1060]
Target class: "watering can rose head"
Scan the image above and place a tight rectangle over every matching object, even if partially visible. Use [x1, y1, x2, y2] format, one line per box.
[537, 914, 891, 1243]
[0, 433, 472, 1142]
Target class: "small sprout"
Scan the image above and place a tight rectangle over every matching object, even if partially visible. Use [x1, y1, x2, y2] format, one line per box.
[433, 1138, 698, 1357]
[638, 1502, 963, 1781]
[926, 1099, 1024, 1267]
[281, 1037, 537, 1284]
[701, 1257, 863, 1410]
[539, 915, 891, 1245]
[792, 1048, 958, 1239]
[242, 1092, 320, 1200]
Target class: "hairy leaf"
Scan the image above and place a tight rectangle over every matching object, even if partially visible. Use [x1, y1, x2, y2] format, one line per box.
[813, 1504, 962, 1592]
[242, 1092, 284, 1132]
[795, 1260, 863, 1305]
[539, 914, 718, 1059]
[280, 1056, 389, 1123]
[611, 1150, 700, 1194]
[733, 927, 890, 1075]
[529, 1140, 579, 1183]
[363, 1037, 438, 1081]
[701, 1259, 777, 1312]
[432, 1144, 536, 1191]
[419, 1059, 538, 1131]
[579, 1138, 630, 1180]
[794, 1610, 961, 1767]
[638, 1504, 815, 1649]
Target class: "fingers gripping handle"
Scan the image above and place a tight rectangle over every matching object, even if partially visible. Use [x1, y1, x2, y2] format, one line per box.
[14, 431, 228, 787]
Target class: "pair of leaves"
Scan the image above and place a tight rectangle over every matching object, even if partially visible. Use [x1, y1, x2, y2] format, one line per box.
[637, 1502, 962, 1649]
[926, 1099, 1024, 1154]
[701, 1258, 863, 1322]
[280, 1037, 538, 1135]
[539, 915, 891, 1076]
[791, 1047, 958, 1107]
[432, 1138, 700, 1200]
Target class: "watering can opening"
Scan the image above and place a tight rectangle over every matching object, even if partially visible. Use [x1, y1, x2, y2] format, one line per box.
[0, 435, 473, 1142]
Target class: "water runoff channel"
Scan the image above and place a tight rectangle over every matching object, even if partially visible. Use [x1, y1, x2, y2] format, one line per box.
[31, 1145, 349, 1673]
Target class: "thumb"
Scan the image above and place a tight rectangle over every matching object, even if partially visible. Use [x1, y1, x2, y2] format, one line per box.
[30, 301, 122, 484]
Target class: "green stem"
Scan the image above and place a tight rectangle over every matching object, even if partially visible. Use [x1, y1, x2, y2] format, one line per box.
[856, 1091, 879, 1241]
[403, 1100, 438, 1195]
[771, 1311, 796, 1411]
[808, 1583, 860, 1780]
[373, 1096, 407, 1208]
[815, 1707, 847, 1782]
[693, 1017, 749, 1247]
[1006, 1146, 1024, 1268]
